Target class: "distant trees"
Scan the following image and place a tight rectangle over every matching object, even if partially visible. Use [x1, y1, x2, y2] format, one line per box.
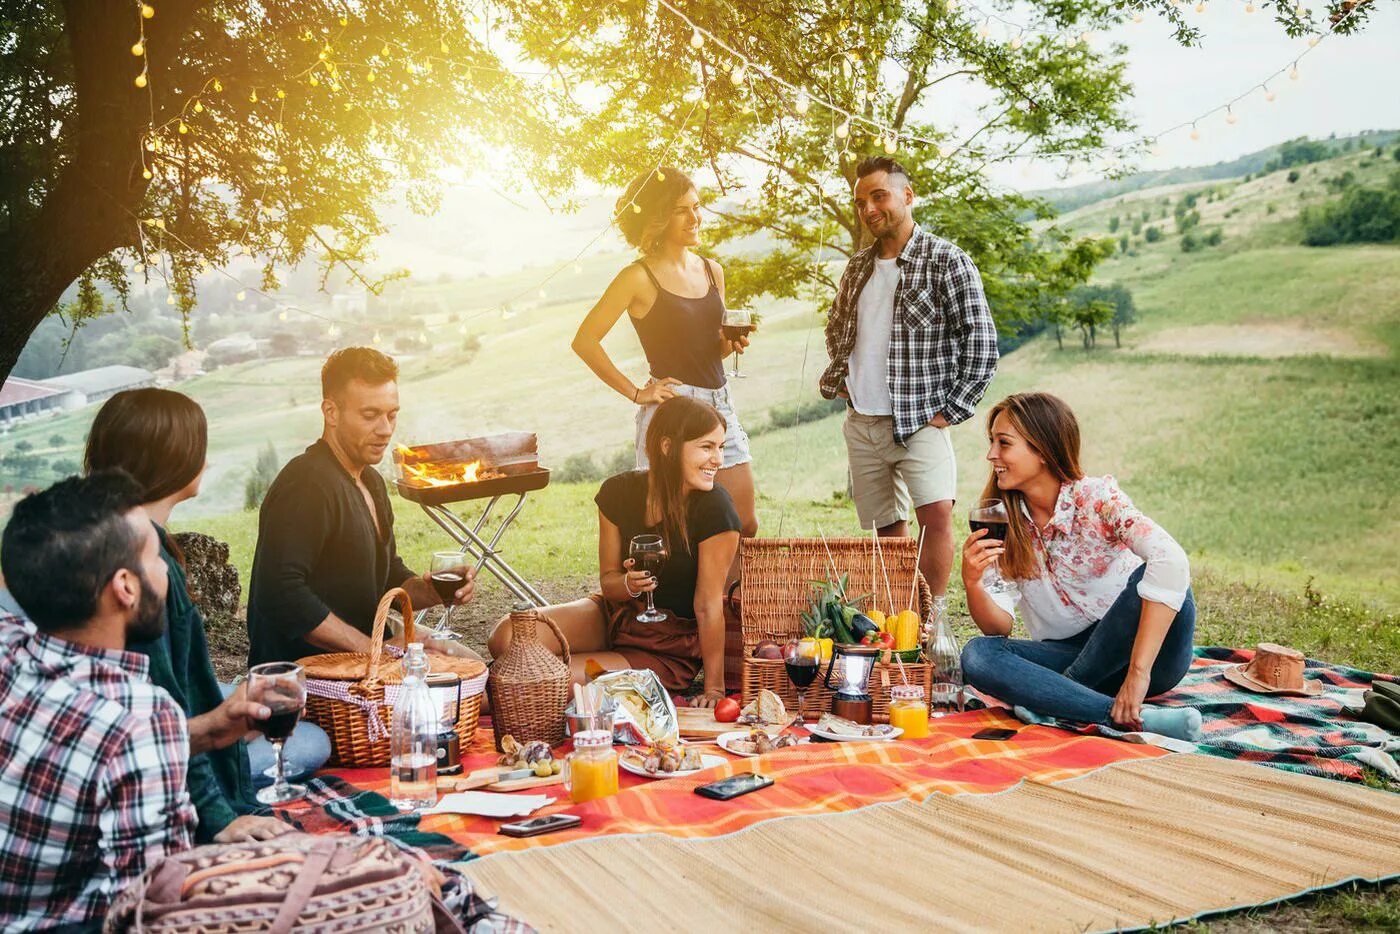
[1144, 226, 1164, 243]
[1061, 283, 1136, 350]
[1301, 170, 1400, 246]
[1287, 170, 1301, 183]
[1108, 215, 1121, 233]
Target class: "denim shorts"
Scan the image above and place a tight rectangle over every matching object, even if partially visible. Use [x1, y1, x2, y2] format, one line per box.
[635, 381, 753, 470]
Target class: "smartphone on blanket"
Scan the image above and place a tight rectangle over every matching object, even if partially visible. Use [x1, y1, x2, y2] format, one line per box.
[694, 773, 774, 800]
[498, 814, 582, 837]
[972, 728, 1019, 741]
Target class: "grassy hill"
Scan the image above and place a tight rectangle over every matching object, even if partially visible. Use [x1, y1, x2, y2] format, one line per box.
[1029, 129, 1398, 214]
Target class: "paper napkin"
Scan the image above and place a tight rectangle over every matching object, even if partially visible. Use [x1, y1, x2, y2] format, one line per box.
[422, 791, 555, 818]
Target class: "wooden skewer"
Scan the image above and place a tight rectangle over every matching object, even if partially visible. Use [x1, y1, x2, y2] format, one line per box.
[909, 525, 927, 612]
[816, 527, 840, 584]
[873, 528, 894, 613]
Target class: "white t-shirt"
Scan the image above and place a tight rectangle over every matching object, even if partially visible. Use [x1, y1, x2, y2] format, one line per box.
[846, 257, 899, 416]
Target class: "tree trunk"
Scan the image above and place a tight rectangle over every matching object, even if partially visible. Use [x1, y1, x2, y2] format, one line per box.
[1054, 323, 1063, 351]
[1113, 323, 1121, 348]
[0, 0, 200, 383]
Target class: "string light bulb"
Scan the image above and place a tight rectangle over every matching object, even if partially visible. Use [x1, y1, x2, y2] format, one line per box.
[835, 119, 849, 139]
[689, 28, 703, 49]
[142, 168, 153, 180]
[883, 134, 897, 154]
[1307, 35, 1319, 46]
[1264, 84, 1276, 102]
[276, 88, 285, 99]
[131, 41, 145, 56]
[1245, 1, 1255, 10]
[249, 89, 258, 103]
[236, 290, 246, 301]
[794, 90, 810, 114]
[978, 18, 991, 37]
[212, 79, 222, 92]
[178, 121, 188, 134]
[134, 71, 148, 88]
[140, 3, 154, 18]
[1010, 33, 1024, 49]
[730, 64, 746, 86]
[1195, 1, 1206, 12]
[1189, 122, 1200, 140]
[372, 331, 382, 344]
[133, 262, 144, 273]
[1226, 107, 1238, 124]
[1132, 12, 1144, 22]
[656, 170, 666, 180]
[193, 100, 204, 113]
[1289, 62, 1300, 80]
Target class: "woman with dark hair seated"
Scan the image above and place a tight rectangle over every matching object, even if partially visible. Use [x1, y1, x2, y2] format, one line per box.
[959, 392, 1202, 741]
[86, 388, 306, 842]
[488, 396, 741, 706]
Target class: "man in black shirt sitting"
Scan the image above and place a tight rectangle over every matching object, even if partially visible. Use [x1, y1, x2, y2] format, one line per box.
[246, 347, 475, 666]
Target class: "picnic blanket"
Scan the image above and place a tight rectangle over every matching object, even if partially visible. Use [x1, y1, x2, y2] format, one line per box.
[1027, 647, 1400, 783]
[461, 753, 1400, 933]
[282, 708, 1165, 862]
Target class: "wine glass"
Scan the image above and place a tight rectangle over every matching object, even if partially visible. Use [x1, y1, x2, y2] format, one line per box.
[721, 308, 753, 379]
[968, 498, 1015, 596]
[628, 534, 668, 623]
[249, 662, 308, 805]
[425, 551, 467, 640]
[783, 640, 822, 726]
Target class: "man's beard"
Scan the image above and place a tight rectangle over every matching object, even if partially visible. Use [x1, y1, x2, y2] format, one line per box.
[126, 570, 168, 643]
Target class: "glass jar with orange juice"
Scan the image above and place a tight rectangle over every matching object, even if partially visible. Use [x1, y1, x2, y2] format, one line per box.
[888, 685, 930, 739]
[563, 729, 618, 804]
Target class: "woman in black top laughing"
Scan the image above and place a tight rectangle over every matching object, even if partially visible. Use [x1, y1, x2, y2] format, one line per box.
[487, 398, 740, 705]
[572, 166, 758, 538]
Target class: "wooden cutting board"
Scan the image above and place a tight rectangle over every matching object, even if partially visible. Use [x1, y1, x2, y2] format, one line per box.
[674, 707, 785, 739]
[436, 765, 566, 793]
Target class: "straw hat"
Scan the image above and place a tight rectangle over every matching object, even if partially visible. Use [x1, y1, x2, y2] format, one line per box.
[1223, 643, 1323, 696]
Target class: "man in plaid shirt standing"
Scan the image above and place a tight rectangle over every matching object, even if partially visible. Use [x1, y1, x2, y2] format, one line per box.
[820, 156, 999, 609]
[0, 473, 198, 931]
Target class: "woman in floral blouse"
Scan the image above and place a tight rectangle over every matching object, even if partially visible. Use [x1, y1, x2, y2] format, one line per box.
[959, 392, 1201, 741]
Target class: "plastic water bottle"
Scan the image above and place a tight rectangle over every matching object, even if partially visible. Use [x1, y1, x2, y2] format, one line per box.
[390, 643, 439, 811]
[923, 597, 964, 716]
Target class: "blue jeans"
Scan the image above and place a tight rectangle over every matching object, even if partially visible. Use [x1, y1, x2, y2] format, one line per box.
[960, 565, 1196, 725]
[220, 683, 332, 785]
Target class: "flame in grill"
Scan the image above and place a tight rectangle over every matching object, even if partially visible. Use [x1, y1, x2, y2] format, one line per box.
[396, 444, 498, 487]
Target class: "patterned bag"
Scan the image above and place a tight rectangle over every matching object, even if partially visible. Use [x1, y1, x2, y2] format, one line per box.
[103, 832, 465, 933]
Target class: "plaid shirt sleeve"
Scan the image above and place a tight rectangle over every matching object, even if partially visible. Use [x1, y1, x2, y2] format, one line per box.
[938, 246, 999, 425]
[98, 701, 195, 893]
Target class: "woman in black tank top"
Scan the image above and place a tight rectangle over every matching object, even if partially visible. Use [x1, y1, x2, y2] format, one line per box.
[573, 166, 759, 537]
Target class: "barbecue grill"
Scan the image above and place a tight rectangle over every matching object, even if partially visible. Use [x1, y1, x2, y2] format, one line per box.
[394, 431, 550, 608]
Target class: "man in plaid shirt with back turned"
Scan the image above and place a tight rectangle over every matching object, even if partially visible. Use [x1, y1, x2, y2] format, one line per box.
[820, 156, 999, 613]
[0, 473, 197, 931]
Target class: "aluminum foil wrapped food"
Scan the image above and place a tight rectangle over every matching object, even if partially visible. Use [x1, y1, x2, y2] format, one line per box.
[592, 668, 679, 745]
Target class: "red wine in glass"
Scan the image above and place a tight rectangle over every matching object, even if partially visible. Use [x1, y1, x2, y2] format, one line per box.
[784, 657, 820, 689]
[430, 571, 465, 604]
[258, 705, 302, 742]
[967, 518, 1009, 541]
[721, 323, 756, 341]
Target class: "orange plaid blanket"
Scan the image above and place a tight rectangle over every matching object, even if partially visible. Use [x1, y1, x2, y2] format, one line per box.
[287, 709, 1165, 860]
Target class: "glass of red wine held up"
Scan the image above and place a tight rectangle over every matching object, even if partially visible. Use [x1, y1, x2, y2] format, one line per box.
[248, 661, 308, 805]
[968, 498, 1016, 596]
[721, 308, 755, 379]
[628, 534, 668, 623]
[426, 551, 468, 640]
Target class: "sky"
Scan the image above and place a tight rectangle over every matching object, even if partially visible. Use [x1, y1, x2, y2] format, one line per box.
[365, 2, 1400, 280]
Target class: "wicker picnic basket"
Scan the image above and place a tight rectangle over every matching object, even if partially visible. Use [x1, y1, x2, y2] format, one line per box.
[739, 538, 934, 723]
[486, 607, 572, 751]
[297, 587, 487, 767]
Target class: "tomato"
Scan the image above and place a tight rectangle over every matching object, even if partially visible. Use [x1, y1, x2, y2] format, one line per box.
[714, 697, 741, 722]
[861, 631, 896, 650]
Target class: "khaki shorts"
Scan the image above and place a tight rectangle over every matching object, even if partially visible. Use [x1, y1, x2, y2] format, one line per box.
[842, 411, 957, 529]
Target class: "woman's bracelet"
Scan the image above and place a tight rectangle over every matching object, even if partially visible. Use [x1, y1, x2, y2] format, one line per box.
[632, 386, 641, 404]
[621, 572, 642, 599]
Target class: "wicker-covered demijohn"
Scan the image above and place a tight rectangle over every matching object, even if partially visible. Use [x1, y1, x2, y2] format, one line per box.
[298, 587, 486, 767]
[738, 537, 934, 723]
[487, 607, 572, 750]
